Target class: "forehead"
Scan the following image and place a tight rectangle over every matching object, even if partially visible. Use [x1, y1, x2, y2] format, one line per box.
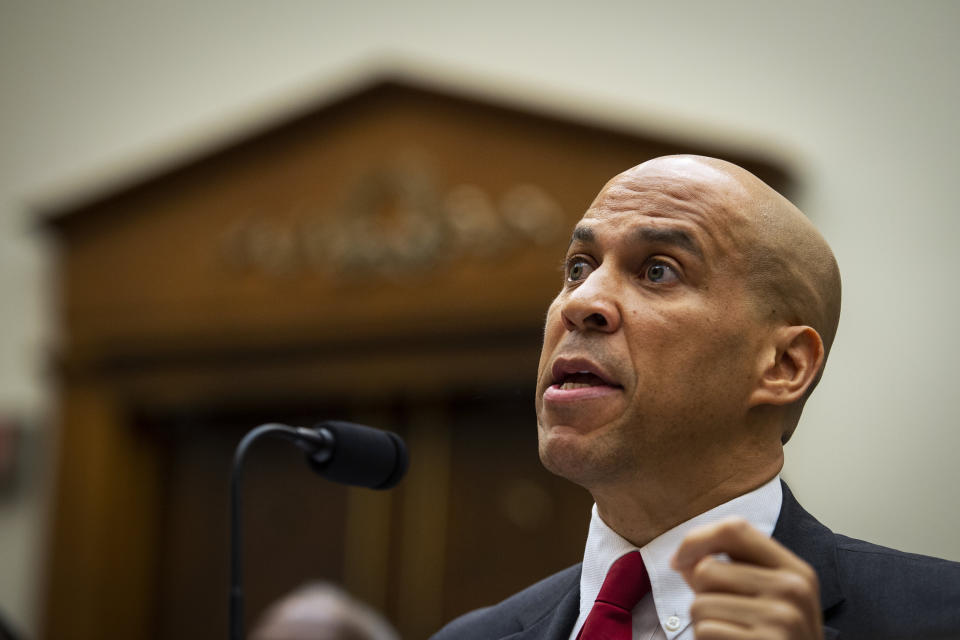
[575, 164, 754, 254]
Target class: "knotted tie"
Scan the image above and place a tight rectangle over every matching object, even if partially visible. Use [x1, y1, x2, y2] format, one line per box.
[577, 551, 650, 640]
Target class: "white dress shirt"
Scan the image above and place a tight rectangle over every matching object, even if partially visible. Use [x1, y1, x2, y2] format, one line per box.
[568, 476, 783, 640]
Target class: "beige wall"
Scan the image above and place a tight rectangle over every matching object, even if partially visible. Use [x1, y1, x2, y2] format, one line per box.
[2, 1, 958, 634]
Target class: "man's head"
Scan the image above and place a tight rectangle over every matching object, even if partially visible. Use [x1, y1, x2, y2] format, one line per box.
[535, 155, 840, 496]
[251, 583, 399, 640]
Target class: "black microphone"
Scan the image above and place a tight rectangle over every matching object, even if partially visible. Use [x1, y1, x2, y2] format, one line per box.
[228, 420, 408, 640]
[298, 420, 409, 489]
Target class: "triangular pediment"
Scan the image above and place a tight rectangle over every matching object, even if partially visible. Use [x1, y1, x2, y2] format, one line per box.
[46, 73, 792, 365]
[42, 75, 791, 230]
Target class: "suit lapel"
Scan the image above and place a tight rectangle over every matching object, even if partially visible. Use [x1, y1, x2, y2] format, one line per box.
[504, 569, 580, 640]
[773, 481, 845, 639]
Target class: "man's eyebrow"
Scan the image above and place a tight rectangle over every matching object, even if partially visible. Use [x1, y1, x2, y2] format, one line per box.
[631, 227, 703, 258]
[568, 225, 595, 247]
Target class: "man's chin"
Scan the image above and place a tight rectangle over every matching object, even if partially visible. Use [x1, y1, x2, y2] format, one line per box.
[538, 425, 608, 485]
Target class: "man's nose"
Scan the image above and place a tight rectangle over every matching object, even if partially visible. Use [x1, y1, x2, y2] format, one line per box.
[559, 268, 622, 333]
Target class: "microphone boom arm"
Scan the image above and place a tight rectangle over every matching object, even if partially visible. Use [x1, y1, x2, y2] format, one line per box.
[230, 423, 308, 640]
[228, 420, 407, 640]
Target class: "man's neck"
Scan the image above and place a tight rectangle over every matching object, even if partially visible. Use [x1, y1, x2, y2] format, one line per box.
[590, 465, 782, 548]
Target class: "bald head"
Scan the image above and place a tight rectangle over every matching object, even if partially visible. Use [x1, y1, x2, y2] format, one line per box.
[614, 155, 842, 439]
[251, 583, 398, 640]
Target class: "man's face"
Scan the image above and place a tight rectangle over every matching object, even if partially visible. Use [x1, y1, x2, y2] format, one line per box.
[535, 159, 771, 488]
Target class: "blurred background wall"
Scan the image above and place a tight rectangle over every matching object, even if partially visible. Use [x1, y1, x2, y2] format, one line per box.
[0, 1, 958, 636]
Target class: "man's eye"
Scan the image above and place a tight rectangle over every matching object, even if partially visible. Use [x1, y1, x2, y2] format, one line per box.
[645, 261, 678, 283]
[566, 259, 593, 282]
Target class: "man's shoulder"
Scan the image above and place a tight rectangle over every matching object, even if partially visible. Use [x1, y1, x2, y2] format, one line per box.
[430, 563, 581, 640]
[835, 533, 960, 565]
[777, 482, 960, 637]
[823, 533, 960, 638]
[833, 533, 960, 594]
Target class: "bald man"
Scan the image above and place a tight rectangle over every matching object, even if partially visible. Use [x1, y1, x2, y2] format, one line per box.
[432, 156, 960, 640]
[251, 583, 398, 640]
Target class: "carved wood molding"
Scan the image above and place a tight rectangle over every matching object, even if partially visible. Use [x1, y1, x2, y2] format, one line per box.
[220, 151, 565, 279]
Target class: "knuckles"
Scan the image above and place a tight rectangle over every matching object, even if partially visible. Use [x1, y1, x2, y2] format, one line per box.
[772, 570, 817, 604]
[691, 620, 720, 639]
[711, 516, 754, 548]
[689, 555, 717, 589]
[688, 596, 714, 622]
[763, 599, 804, 629]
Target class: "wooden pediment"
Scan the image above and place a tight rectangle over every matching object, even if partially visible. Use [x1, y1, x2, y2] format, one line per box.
[45, 77, 790, 394]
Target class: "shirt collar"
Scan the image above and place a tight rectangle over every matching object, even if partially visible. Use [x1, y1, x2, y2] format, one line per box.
[575, 476, 783, 639]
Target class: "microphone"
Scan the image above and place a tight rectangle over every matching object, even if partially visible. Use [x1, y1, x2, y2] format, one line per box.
[298, 420, 409, 490]
[228, 420, 408, 640]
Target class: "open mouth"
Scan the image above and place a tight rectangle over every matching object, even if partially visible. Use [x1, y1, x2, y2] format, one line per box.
[549, 358, 622, 393]
[553, 371, 613, 390]
[543, 358, 622, 406]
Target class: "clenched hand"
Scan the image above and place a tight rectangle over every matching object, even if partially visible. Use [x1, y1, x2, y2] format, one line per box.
[672, 517, 823, 640]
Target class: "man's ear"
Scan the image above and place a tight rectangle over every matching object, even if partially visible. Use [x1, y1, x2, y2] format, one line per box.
[749, 325, 824, 408]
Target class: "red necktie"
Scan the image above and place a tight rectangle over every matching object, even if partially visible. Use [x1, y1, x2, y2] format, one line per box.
[577, 551, 650, 640]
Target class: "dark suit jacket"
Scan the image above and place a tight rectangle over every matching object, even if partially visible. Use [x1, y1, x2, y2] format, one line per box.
[431, 482, 960, 640]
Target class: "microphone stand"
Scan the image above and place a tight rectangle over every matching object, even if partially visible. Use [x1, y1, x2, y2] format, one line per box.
[228, 423, 333, 640]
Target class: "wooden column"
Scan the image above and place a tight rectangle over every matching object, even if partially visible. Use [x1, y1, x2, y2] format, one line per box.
[43, 379, 165, 640]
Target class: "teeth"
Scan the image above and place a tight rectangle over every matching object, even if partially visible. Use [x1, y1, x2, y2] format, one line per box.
[560, 382, 598, 390]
